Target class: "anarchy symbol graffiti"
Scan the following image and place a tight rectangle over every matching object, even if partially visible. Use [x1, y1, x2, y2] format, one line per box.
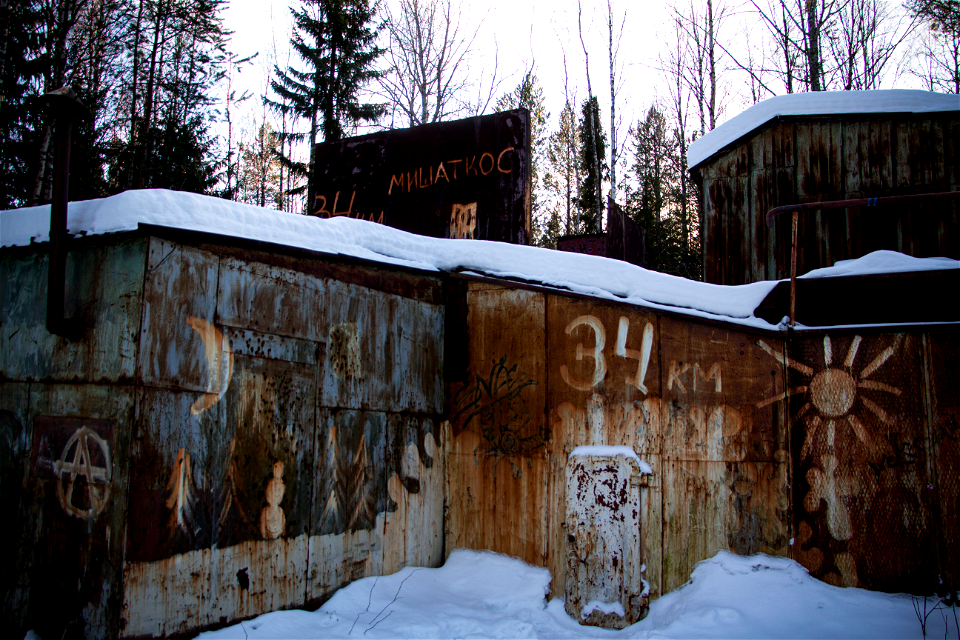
[55, 426, 112, 520]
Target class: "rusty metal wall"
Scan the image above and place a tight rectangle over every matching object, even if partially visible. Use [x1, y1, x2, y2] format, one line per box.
[1, 233, 446, 639]
[788, 330, 956, 594]
[446, 274, 959, 613]
[698, 113, 960, 286]
[122, 237, 446, 637]
[1, 238, 146, 640]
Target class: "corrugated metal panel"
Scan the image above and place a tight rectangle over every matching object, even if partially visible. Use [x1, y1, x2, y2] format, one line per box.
[787, 332, 937, 592]
[0, 239, 145, 382]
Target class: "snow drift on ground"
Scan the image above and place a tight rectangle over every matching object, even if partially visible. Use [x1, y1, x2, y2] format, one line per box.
[2, 189, 957, 330]
[186, 549, 954, 639]
[687, 90, 960, 168]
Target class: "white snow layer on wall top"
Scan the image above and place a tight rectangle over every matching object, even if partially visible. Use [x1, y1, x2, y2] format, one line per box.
[687, 89, 960, 169]
[1, 189, 956, 330]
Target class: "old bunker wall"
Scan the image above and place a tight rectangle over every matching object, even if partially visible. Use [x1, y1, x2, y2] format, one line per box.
[2, 227, 958, 638]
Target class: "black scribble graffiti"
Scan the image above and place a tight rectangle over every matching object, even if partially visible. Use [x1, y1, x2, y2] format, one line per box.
[867, 433, 926, 478]
[452, 355, 547, 455]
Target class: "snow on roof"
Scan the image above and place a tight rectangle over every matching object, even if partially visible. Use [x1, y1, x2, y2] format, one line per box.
[2, 189, 956, 330]
[800, 249, 959, 279]
[688, 90, 960, 169]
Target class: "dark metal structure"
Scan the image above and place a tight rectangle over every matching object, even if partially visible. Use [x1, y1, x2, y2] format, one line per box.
[691, 108, 960, 285]
[309, 109, 531, 244]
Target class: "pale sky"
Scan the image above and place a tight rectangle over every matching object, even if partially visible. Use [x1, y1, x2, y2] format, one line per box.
[221, 0, 680, 170]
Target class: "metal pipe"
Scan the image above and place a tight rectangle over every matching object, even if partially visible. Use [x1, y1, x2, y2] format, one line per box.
[765, 190, 960, 227]
[767, 189, 960, 327]
[43, 87, 89, 340]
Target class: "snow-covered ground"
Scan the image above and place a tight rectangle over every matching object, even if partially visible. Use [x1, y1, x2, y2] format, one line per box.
[188, 549, 956, 639]
[2, 189, 957, 332]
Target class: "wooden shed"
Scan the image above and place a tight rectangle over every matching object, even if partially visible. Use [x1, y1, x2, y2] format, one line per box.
[689, 90, 960, 285]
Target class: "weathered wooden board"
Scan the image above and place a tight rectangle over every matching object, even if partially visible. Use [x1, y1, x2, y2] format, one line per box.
[138, 239, 220, 393]
[445, 285, 549, 572]
[662, 459, 790, 592]
[787, 331, 937, 592]
[660, 317, 788, 463]
[20, 384, 134, 640]
[0, 239, 145, 382]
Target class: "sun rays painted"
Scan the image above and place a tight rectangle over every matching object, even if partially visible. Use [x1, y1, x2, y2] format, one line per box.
[756, 335, 903, 459]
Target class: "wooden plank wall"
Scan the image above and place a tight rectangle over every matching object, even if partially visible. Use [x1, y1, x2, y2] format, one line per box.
[445, 280, 792, 600]
[446, 277, 960, 604]
[699, 112, 959, 286]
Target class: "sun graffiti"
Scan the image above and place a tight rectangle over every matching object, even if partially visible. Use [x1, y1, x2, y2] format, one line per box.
[757, 335, 903, 459]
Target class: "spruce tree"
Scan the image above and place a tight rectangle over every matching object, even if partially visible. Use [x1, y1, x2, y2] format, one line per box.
[270, 0, 385, 212]
[576, 96, 607, 234]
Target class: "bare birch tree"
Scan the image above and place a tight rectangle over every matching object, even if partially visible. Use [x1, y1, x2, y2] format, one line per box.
[378, 0, 476, 126]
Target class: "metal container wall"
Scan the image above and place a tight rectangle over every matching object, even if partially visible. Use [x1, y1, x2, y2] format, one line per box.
[0, 233, 446, 640]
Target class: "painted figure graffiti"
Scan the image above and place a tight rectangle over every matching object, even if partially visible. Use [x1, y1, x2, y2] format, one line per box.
[260, 461, 286, 540]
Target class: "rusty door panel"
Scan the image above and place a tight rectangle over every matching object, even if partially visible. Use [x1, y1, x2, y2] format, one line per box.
[450, 285, 546, 456]
[320, 280, 444, 413]
[139, 239, 220, 392]
[926, 330, 960, 591]
[123, 345, 316, 637]
[19, 384, 134, 640]
[662, 459, 790, 592]
[0, 239, 145, 382]
[565, 453, 647, 629]
[661, 317, 788, 463]
[381, 414, 445, 575]
[786, 332, 937, 592]
[217, 256, 330, 343]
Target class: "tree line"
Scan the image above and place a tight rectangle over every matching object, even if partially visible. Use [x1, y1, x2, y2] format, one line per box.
[2, 0, 957, 281]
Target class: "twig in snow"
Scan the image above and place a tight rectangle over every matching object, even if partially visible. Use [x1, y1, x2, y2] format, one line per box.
[364, 610, 394, 634]
[364, 569, 421, 633]
[350, 575, 380, 635]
